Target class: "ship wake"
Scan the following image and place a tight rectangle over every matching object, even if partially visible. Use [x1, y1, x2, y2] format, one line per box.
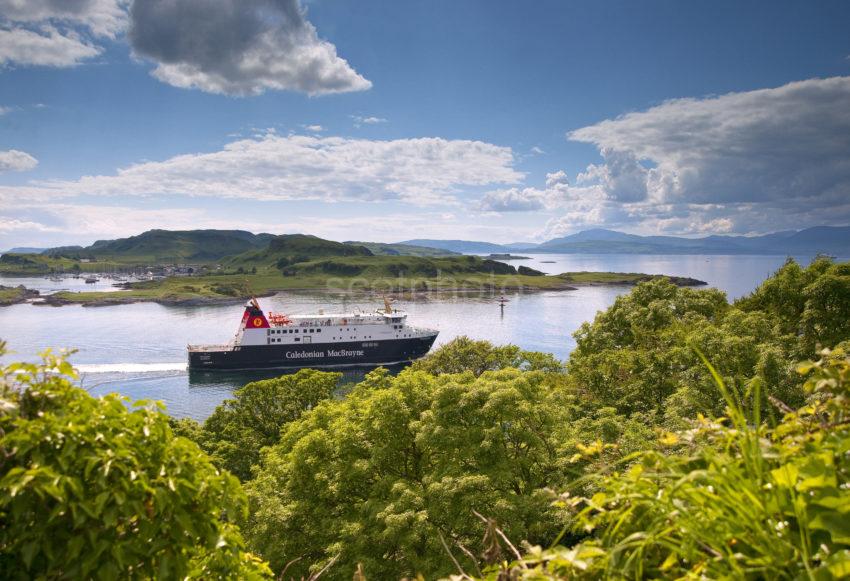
[76, 362, 187, 374]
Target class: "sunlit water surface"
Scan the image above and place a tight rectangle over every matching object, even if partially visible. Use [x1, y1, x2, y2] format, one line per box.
[1, 254, 841, 419]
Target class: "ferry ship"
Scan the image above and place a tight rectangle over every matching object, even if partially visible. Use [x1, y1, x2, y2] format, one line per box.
[188, 298, 438, 370]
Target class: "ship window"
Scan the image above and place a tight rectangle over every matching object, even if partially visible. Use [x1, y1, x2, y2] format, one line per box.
[317, 329, 321, 333]
[294, 338, 300, 342]
[309, 329, 314, 333]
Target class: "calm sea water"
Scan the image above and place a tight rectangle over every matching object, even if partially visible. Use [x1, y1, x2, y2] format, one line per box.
[1, 254, 840, 420]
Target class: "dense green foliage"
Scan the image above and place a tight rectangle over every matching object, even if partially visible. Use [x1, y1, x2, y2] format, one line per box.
[410, 336, 564, 376]
[0, 345, 271, 580]
[175, 370, 340, 481]
[568, 258, 850, 423]
[243, 366, 573, 579]
[475, 351, 850, 580]
[737, 257, 850, 353]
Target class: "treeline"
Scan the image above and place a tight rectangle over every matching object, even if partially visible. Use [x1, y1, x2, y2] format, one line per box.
[1, 257, 849, 579]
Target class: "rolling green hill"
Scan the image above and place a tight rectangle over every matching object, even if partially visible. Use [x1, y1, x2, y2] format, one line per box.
[45, 229, 274, 262]
[224, 234, 373, 269]
[343, 241, 459, 257]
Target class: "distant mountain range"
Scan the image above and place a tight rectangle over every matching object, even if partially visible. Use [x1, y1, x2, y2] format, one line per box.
[4, 226, 849, 263]
[401, 226, 850, 255]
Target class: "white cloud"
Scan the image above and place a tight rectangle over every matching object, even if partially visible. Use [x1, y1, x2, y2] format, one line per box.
[478, 187, 551, 212]
[570, 76, 850, 207]
[477, 169, 572, 213]
[0, 0, 126, 67]
[0, 26, 101, 67]
[0, 134, 522, 205]
[352, 115, 387, 127]
[0, 105, 12, 115]
[0, 0, 128, 38]
[0, 149, 38, 172]
[0, 217, 58, 234]
[530, 146, 546, 155]
[129, 0, 371, 96]
[303, 124, 324, 132]
[555, 76, 850, 234]
[545, 170, 568, 188]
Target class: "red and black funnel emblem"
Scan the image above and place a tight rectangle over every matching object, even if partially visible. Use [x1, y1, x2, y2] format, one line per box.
[241, 306, 269, 329]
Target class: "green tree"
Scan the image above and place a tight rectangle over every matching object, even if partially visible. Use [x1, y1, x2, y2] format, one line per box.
[244, 367, 572, 580]
[569, 278, 806, 421]
[195, 369, 340, 481]
[0, 345, 271, 580]
[410, 336, 564, 376]
[736, 257, 850, 355]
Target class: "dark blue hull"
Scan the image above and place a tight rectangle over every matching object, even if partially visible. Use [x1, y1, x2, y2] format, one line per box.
[188, 334, 438, 370]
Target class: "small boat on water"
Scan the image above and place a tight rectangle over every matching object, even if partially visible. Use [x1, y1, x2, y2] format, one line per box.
[84, 277, 99, 284]
[188, 298, 439, 370]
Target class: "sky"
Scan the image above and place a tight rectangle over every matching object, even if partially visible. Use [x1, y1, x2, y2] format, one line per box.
[1, 0, 850, 249]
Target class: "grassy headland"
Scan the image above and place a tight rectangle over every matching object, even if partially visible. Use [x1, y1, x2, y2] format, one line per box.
[40, 261, 705, 306]
[1, 229, 705, 306]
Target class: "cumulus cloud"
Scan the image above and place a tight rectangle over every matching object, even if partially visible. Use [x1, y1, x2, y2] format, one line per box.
[478, 169, 572, 213]
[0, 0, 126, 67]
[545, 170, 568, 188]
[0, 149, 38, 172]
[129, 0, 371, 96]
[554, 76, 850, 234]
[0, 134, 521, 205]
[570, 76, 850, 206]
[478, 187, 549, 212]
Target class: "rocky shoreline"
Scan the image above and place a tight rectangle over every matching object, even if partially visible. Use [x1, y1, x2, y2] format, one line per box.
[0, 285, 40, 306]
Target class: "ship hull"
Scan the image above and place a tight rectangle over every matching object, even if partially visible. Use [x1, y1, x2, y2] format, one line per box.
[188, 334, 438, 370]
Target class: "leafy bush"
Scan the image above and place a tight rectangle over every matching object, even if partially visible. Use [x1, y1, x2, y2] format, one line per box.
[0, 345, 271, 580]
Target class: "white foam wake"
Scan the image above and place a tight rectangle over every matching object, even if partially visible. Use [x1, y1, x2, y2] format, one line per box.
[76, 362, 186, 373]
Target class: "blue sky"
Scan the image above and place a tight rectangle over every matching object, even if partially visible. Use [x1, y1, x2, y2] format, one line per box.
[1, 0, 849, 248]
